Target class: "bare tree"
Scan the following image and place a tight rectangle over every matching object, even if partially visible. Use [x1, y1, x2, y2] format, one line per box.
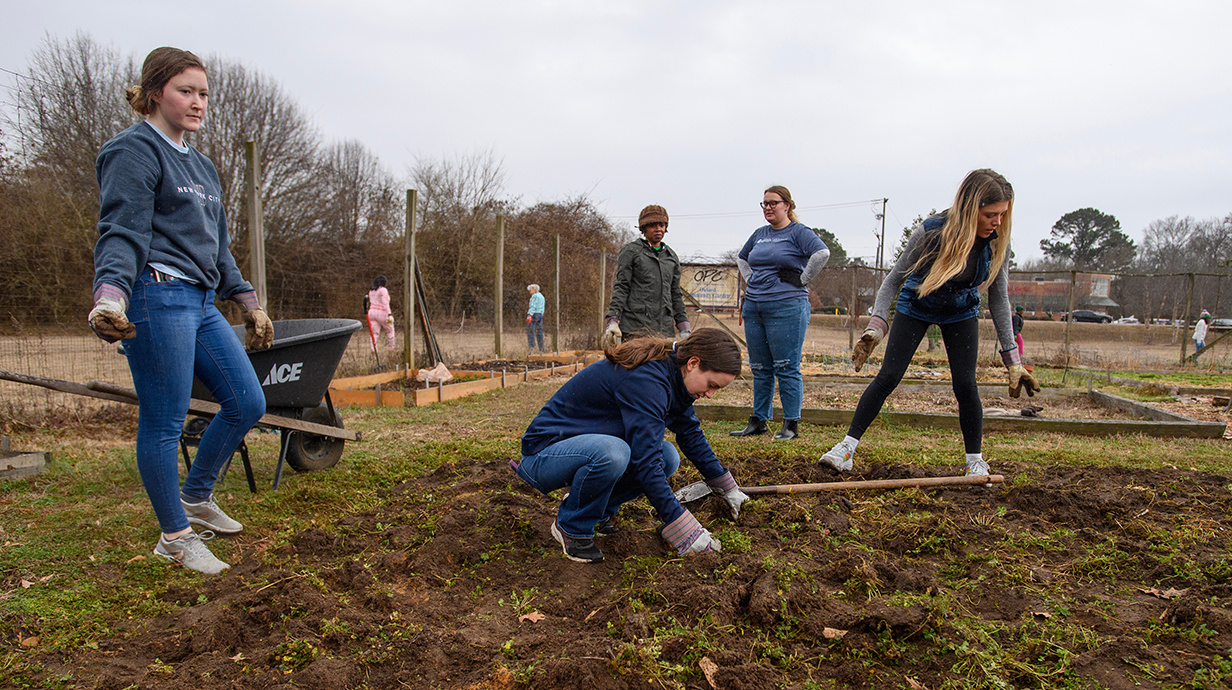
[410, 149, 517, 319]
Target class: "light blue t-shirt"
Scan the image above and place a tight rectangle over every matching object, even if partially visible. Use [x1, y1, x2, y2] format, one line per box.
[737, 221, 826, 301]
[528, 292, 545, 315]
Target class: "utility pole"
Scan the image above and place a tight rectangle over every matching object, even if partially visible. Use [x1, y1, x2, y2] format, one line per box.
[875, 198, 888, 271]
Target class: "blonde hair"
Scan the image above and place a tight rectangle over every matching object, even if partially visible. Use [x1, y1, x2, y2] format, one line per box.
[910, 169, 1013, 298]
[125, 47, 206, 116]
[765, 185, 799, 223]
[603, 328, 742, 375]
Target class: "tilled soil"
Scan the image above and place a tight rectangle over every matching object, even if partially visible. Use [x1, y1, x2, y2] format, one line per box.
[30, 456, 1232, 689]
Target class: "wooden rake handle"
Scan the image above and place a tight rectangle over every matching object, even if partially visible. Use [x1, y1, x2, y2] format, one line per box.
[742, 474, 1005, 495]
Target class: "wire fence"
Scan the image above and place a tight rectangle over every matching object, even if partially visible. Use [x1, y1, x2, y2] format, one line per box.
[2, 235, 1229, 427]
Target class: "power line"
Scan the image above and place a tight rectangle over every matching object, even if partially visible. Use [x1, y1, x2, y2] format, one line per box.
[610, 198, 885, 221]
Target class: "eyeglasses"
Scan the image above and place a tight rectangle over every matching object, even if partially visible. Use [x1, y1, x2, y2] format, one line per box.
[760, 200, 786, 209]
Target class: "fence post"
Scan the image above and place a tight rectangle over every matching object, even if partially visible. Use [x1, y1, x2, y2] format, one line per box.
[553, 234, 560, 353]
[244, 141, 267, 308]
[404, 189, 417, 373]
[849, 266, 858, 349]
[1062, 271, 1077, 379]
[495, 215, 505, 357]
[1180, 272, 1194, 365]
[598, 251, 607, 346]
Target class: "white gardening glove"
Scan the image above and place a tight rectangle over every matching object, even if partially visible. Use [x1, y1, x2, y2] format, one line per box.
[1008, 364, 1040, 398]
[661, 510, 721, 555]
[602, 319, 622, 347]
[851, 320, 886, 372]
[677, 320, 691, 340]
[88, 295, 136, 343]
[705, 471, 749, 520]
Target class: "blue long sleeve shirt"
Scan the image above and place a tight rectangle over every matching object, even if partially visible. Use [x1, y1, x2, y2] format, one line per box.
[527, 292, 545, 315]
[93, 122, 253, 300]
[737, 221, 826, 301]
[521, 355, 729, 524]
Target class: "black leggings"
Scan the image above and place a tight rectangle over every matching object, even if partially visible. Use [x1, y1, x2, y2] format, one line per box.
[848, 313, 982, 453]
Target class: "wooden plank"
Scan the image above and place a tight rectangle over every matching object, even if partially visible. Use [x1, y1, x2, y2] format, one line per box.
[0, 451, 49, 479]
[692, 403, 1226, 438]
[330, 369, 407, 388]
[1089, 389, 1194, 422]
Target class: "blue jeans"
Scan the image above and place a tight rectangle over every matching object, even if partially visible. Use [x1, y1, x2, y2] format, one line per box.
[124, 270, 266, 533]
[527, 314, 544, 351]
[742, 297, 810, 421]
[516, 434, 680, 538]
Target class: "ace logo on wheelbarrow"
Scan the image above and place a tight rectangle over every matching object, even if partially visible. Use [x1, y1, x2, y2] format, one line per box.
[262, 362, 304, 386]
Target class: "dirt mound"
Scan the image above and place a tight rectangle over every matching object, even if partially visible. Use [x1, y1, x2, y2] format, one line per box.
[31, 457, 1232, 688]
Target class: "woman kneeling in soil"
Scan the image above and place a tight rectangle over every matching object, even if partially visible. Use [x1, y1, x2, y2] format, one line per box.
[820, 169, 1039, 477]
[514, 329, 749, 563]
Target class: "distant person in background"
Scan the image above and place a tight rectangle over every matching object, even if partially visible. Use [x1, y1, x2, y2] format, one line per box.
[1013, 305, 1025, 359]
[729, 185, 830, 441]
[367, 275, 394, 351]
[526, 283, 545, 352]
[604, 205, 690, 346]
[820, 169, 1039, 478]
[90, 46, 273, 575]
[1194, 311, 1211, 352]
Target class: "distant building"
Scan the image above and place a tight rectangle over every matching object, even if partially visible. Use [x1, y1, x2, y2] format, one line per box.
[1008, 273, 1118, 317]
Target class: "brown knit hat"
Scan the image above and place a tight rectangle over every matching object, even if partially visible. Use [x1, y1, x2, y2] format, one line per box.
[638, 205, 669, 229]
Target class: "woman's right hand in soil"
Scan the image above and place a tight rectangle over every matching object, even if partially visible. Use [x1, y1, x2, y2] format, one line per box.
[87, 295, 136, 343]
[851, 325, 884, 372]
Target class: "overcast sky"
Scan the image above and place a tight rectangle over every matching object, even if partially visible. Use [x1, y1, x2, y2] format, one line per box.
[4, 1, 1230, 265]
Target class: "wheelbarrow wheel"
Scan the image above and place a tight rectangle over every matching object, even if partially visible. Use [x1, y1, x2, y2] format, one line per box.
[286, 402, 346, 472]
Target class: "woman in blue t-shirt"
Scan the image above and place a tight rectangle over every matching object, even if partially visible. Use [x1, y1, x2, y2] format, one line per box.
[515, 329, 749, 563]
[89, 47, 274, 575]
[820, 169, 1040, 477]
[730, 186, 830, 441]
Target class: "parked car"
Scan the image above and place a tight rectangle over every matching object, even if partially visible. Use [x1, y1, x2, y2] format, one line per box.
[1211, 318, 1232, 332]
[1112, 316, 1139, 325]
[1067, 309, 1112, 323]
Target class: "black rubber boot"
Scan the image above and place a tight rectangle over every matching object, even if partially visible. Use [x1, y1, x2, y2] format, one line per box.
[773, 419, 799, 440]
[730, 415, 769, 437]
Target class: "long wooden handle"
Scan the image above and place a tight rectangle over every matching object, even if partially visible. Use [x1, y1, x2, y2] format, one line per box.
[742, 474, 1004, 495]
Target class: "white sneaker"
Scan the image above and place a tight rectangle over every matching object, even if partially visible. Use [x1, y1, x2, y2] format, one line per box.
[965, 458, 990, 477]
[154, 531, 230, 575]
[182, 493, 243, 534]
[820, 440, 855, 472]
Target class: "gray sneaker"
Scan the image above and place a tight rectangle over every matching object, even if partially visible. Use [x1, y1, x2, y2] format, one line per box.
[181, 493, 243, 534]
[821, 440, 855, 472]
[154, 531, 230, 575]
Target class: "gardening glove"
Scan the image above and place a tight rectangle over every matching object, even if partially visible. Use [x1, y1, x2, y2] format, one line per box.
[87, 287, 136, 343]
[602, 318, 622, 347]
[705, 471, 750, 520]
[677, 321, 691, 340]
[851, 318, 887, 372]
[232, 291, 274, 351]
[388, 314, 394, 327]
[527, 314, 533, 324]
[1007, 364, 1040, 398]
[661, 510, 721, 555]
[777, 267, 805, 288]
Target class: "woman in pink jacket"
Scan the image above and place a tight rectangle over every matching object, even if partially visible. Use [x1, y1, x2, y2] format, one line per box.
[367, 275, 395, 351]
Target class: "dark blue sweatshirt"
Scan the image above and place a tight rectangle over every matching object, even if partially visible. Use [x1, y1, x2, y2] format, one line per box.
[521, 355, 729, 524]
[93, 122, 252, 300]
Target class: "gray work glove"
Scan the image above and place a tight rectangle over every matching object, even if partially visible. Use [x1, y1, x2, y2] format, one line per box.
[1008, 364, 1040, 398]
[602, 318, 622, 348]
[851, 322, 885, 372]
[705, 471, 749, 520]
[88, 295, 136, 343]
[661, 510, 721, 555]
